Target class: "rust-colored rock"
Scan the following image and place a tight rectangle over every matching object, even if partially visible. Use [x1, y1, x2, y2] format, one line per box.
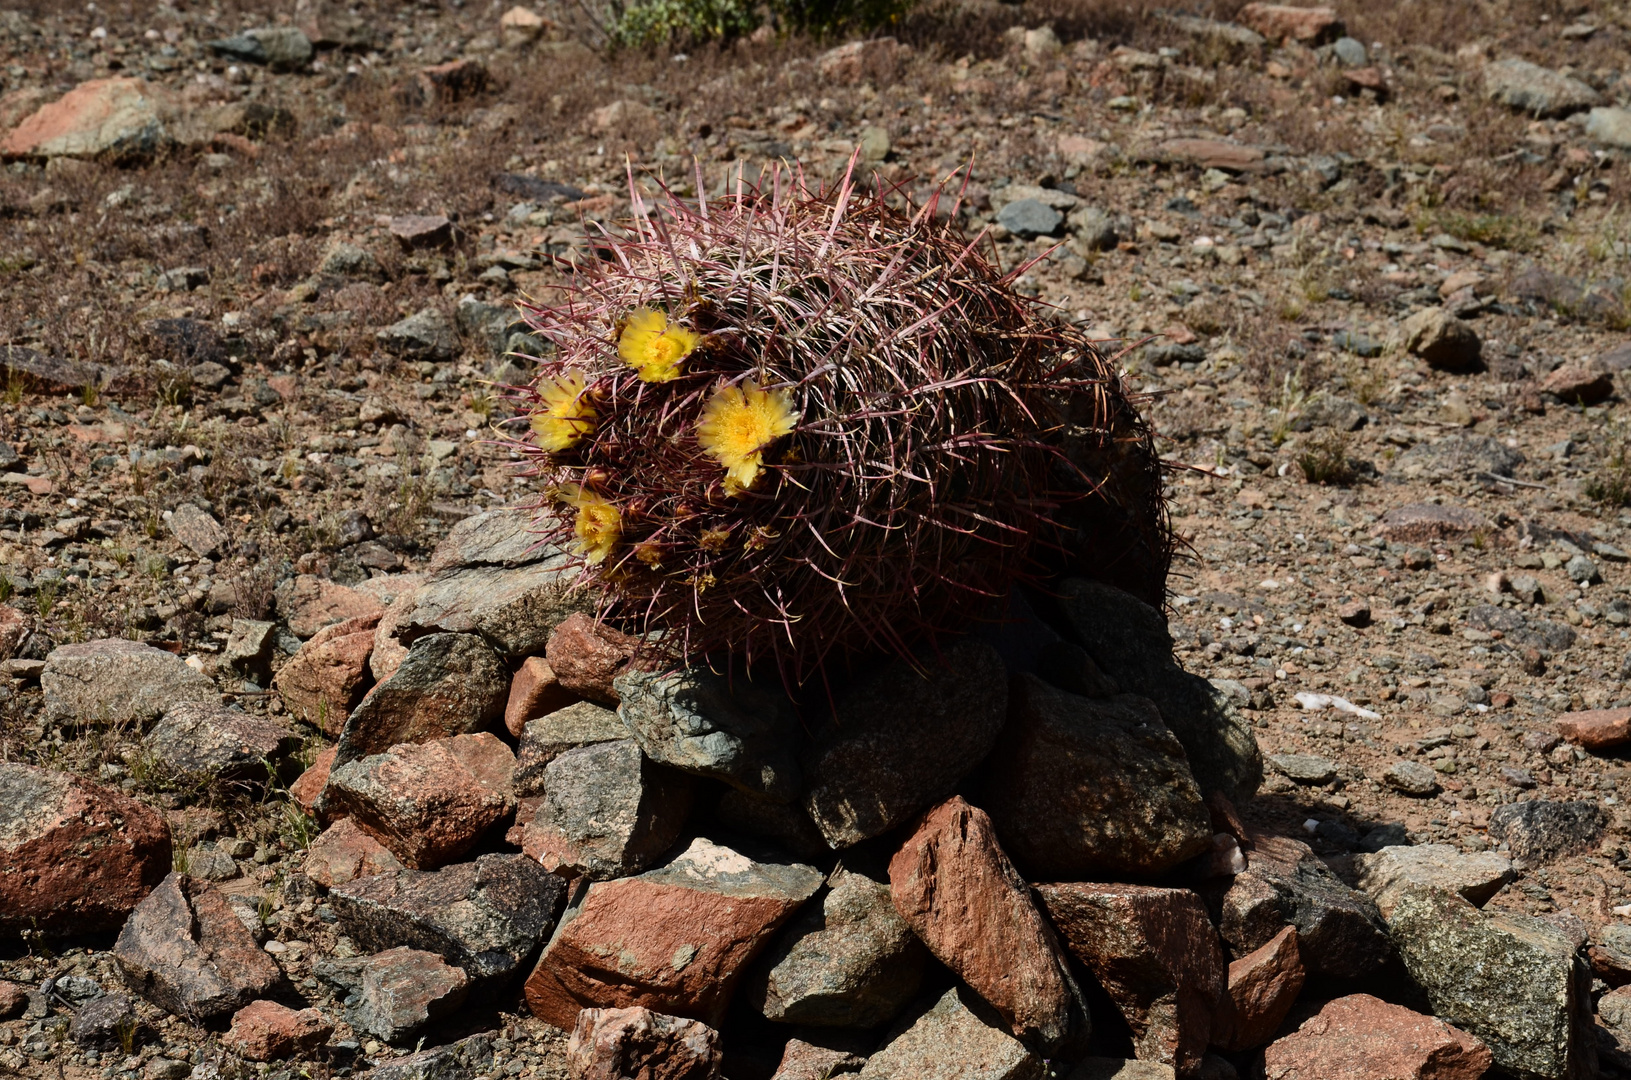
[0, 77, 173, 161]
[303, 817, 406, 888]
[524, 836, 822, 1028]
[0, 763, 172, 935]
[567, 1006, 723, 1080]
[1238, 3, 1343, 44]
[890, 797, 1081, 1053]
[1379, 502, 1485, 544]
[275, 574, 384, 639]
[506, 655, 578, 737]
[289, 746, 337, 813]
[1542, 364, 1614, 405]
[0, 604, 26, 660]
[1558, 708, 1631, 752]
[1036, 882, 1224, 1075]
[1159, 138, 1267, 173]
[1262, 993, 1492, 1080]
[0, 981, 25, 1019]
[224, 1000, 334, 1062]
[273, 613, 379, 734]
[546, 613, 638, 705]
[1211, 926, 1305, 1052]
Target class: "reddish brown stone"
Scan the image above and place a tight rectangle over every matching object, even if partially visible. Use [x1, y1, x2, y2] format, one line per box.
[0, 763, 172, 935]
[524, 837, 822, 1029]
[1380, 502, 1485, 544]
[1263, 994, 1492, 1080]
[1558, 708, 1631, 752]
[1238, 3, 1344, 44]
[566, 1006, 723, 1080]
[1336, 600, 1372, 628]
[318, 733, 516, 869]
[1212, 926, 1305, 1052]
[303, 817, 406, 888]
[1542, 364, 1614, 405]
[289, 746, 337, 814]
[815, 38, 900, 84]
[276, 575, 384, 640]
[0, 981, 26, 1019]
[1036, 882, 1224, 1075]
[506, 656, 578, 738]
[0, 77, 173, 160]
[1159, 138, 1267, 173]
[546, 614, 638, 705]
[890, 797, 1079, 1053]
[416, 58, 487, 104]
[272, 614, 379, 735]
[0, 604, 26, 660]
[224, 1000, 334, 1062]
[390, 214, 455, 252]
[1344, 67, 1389, 97]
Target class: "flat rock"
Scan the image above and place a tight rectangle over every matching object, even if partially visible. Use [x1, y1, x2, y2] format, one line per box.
[1057, 580, 1262, 805]
[330, 853, 566, 980]
[1541, 363, 1615, 405]
[335, 632, 508, 765]
[617, 667, 803, 803]
[1380, 502, 1485, 543]
[1212, 926, 1304, 1053]
[505, 656, 578, 739]
[147, 701, 295, 778]
[1390, 434, 1523, 482]
[1485, 57, 1601, 117]
[1489, 800, 1605, 863]
[368, 1033, 493, 1080]
[1066, 1062, 1174, 1080]
[377, 307, 459, 361]
[856, 986, 1044, 1080]
[981, 676, 1213, 880]
[1397, 308, 1483, 372]
[748, 865, 929, 1029]
[303, 817, 405, 888]
[1587, 106, 1631, 149]
[1383, 761, 1440, 797]
[546, 613, 638, 705]
[1557, 707, 1631, 752]
[272, 614, 379, 735]
[1038, 883, 1224, 1075]
[0, 76, 173, 161]
[524, 836, 822, 1028]
[276, 575, 384, 640]
[566, 1007, 723, 1080]
[507, 739, 692, 880]
[319, 732, 516, 869]
[395, 556, 586, 660]
[890, 797, 1082, 1054]
[800, 638, 1008, 847]
[1268, 752, 1338, 784]
[112, 873, 284, 1022]
[1237, 3, 1343, 44]
[515, 700, 627, 795]
[1356, 844, 1513, 907]
[346, 947, 470, 1045]
[42, 638, 215, 725]
[207, 26, 312, 69]
[69, 993, 138, 1050]
[224, 1000, 333, 1062]
[771, 1034, 869, 1080]
[0, 763, 172, 934]
[167, 503, 229, 559]
[390, 214, 455, 251]
[997, 199, 1063, 238]
[1263, 993, 1491, 1080]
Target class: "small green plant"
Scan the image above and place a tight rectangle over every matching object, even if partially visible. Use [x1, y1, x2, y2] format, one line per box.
[35, 580, 57, 619]
[1426, 211, 1537, 253]
[3, 369, 25, 405]
[1269, 372, 1307, 446]
[172, 844, 193, 875]
[604, 0, 913, 46]
[115, 1016, 138, 1056]
[81, 382, 100, 409]
[1296, 429, 1356, 485]
[1586, 422, 1631, 506]
[0, 574, 12, 604]
[1340, 355, 1388, 406]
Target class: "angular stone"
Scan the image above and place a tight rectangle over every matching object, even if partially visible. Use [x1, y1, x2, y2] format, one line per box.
[1542, 364, 1614, 405]
[508, 739, 692, 881]
[981, 676, 1212, 880]
[524, 836, 822, 1028]
[1485, 58, 1601, 118]
[0, 764, 171, 935]
[1380, 503, 1486, 544]
[1397, 308, 1483, 372]
[1268, 753, 1338, 785]
[319, 732, 517, 869]
[346, 947, 470, 1045]
[505, 656, 578, 738]
[1384, 761, 1440, 797]
[42, 638, 215, 725]
[771, 1035, 869, 1080]
[272, 614, 379, 734]
[275, 575, 384, 640]
[368, 1033, 493, 1080]
[801, 638, 1007, 847]
[224, 1000, 333, 1062]
[547, 613, 638, 705]
[1263, 994, 1491, 1080]
[997, 199, 1063, 239]
[1211, 926, 1304, 1053]
[857, 986, 1044, 1080]
[749, 865, 929, 1029]
[1218, 834, 1393, 980]
[378, 307, 459, 362]
[515, 700, 627, 795]
[1356, 844, 1513, 908]
[567, 1007, 723, 1080]
[1369, 876, 1594, 1080]
[617, 667, 803, 803]
[890, 798, 1082, 1053]
[1489, 800, 1605, 864]
[112, 874, 284, 1022]
[289, 746, 336, 813]
[395, 553, 586, 660]
[1391, 434, 1524, 482]
[167, 503, 228, 559]
[1157, 138, 1267, 173]
[1558, 707, 1631, 752]
[1237, 3, 1343, 44]
[0, 77, 173, 162]
[1037, 883, 1224, 1075]
[303, 818, 405, 888]
[207, 26, 313, 69]
[330, 853, 566, 980]
[390, 214, 455, 252]
[335, 632, 508, 765]
[1057, 580, 1262, 805]
[147, 701, 295, 778]
[223, 618, 276, 680]
[69, 993, 138, 1050]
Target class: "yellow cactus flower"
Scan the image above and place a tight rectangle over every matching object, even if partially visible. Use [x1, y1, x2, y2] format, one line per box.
[563, 486, 622, 565]
[696, 380, 799, 494]
[618, 308, 700, 383]
[530, 369, 597, 452]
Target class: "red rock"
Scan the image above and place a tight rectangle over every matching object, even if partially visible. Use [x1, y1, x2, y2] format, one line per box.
[0, 604, 26, 660]
[276, 574, 384, 640]
[506, 656, 579, 737]
[1036, 882, 1224, 1075]
[1558, 707, 1631, 752]
[416, 59, 487, 104]
[303, 817, 406, 888]
[0, 77, 173, 161]
[0, 764, 172, 935]
[1336, 600, 1372, 628]
[1159, 138, 1267, 172]
[525, 837, 822, 1029]
[546, 614, 638, 705]
[1542, 364, 1615, 405]
[889, 797, 1080, 1052]
[390, 214, 455, 252]
[566, 1006, 723, 1080]
[1380, 502, 1485, 543]
[1344, 67, 1389, 96]
[815, 38, 900, 84]
[318, 733, 516, 869]
[224, 1000, 334, 1061]
[0, 981, 26, 1019]
[289, 746, 337, 813]
[1212, 926, 1305, 1052]
[1263, 993, 1492, 1080]
[1238, 3, 1344, 44]
[272, 614, 379, 734]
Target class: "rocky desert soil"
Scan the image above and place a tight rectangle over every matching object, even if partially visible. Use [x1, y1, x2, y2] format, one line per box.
[9, 1, 1631, 1078]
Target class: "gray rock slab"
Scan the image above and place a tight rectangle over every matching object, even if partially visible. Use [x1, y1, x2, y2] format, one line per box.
[345, 947, 470, 1045]
[147, 701, 295, 777]
[1383, 760, 1440, 797]
[377, 307, 459, 362]
[857, 986, 1045, 1080]
[1390, 434, 1525, 482]
[336, 632, 508, 765]
[398, 562, 588, 660]
[1356, 844, 1512, 908]
[69, 993, 138, 1050]
[1587, 107, 1631, 149]
[1485, 57, 1601, 117]
[43, 638, 215, 725]
[1269, 753, 1338, 784]
[1490, 800, 1605, 864]
[167, 503, 228, 559]
[997, 199, 1063, 238]
[367, 1033, 493, 1080]
[514, 701, 627, 795]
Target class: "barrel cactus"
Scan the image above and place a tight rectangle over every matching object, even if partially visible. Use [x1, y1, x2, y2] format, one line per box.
[510, 163, 1168, 684]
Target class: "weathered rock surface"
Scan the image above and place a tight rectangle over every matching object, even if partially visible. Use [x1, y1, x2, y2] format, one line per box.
[547, 613, 638, 705]
[1557, 707, 1631, 752]
[890, 797, 1082, 1053]
[112, 873, 285, 1022]
[272, 613, 380, 734]
[749, 865, 929, 1029]
[224, 1000, 334, 1062]
[505, 656, 578, 738]
[68, 993, 138, 1050]
[1396, 308, 1483, 372]
[1489, 800, 1605, 864]
[147, 701, 295, 777]
[566, 1007, 723, 1080]
[1485, 57, 1601, 118]
[367, 1033, 494, 1080]
[303, 817, 405, 888]
[983, 676, 1213, 879]
[857, 986, 1045, 1080]
[524, 836, 822, 1028]
[345, 947, 470, 1045]
[771, 1034, 869, 1080]
[1390, 434, 1524, 482]
[42, 638, 214, 725]
[1356, 843, 1512, 907]
[335, 632, 508, 764]
[1038, 883, 1224, 1075]
[0, 77, 173, 161]
[514, 701, 628, 795]
[801, 638, 1008, 847]
[330, 853, 567, 980]
[167, 502, 228, 558]
[290, 746, 337, 813]
[1262, 993, 1492, 1080]
[276, 574, 384, 639]
[0, 763, 171, 935]
[1379, 502, 1486, 544]
[1237, 3, 1342, 44]
[1211, 926, 1304, 1053]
